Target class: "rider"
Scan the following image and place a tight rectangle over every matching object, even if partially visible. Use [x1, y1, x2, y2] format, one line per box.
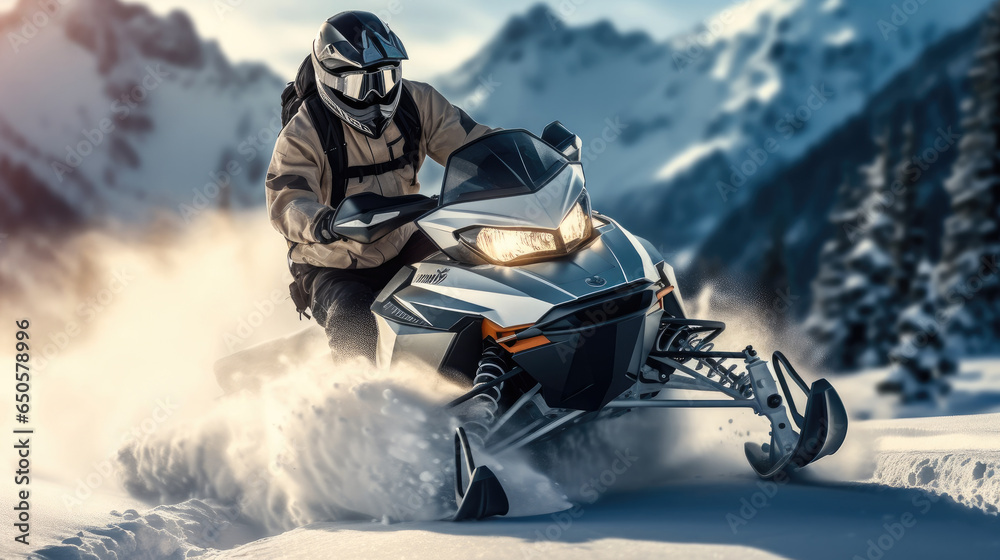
[266, 11, 494, 360]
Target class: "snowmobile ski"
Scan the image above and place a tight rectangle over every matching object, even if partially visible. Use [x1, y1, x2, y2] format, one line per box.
[745, 377, 849, 478]
[452, 426, 509, 521]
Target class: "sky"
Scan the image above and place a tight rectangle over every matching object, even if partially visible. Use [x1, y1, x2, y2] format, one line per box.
[0, 0, 741, 80]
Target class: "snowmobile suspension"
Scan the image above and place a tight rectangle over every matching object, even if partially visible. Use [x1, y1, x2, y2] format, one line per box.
[652, 318, 748, 392]
[470, 344, 507, 421]
[448, 343, 518, 444]
[445, 357, 522, 409]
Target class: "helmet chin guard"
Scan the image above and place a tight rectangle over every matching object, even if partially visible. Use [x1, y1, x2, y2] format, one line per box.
[311, 11, 408, 138]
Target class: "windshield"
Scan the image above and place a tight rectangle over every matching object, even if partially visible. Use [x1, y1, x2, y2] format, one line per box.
[441, 130, 567, 205]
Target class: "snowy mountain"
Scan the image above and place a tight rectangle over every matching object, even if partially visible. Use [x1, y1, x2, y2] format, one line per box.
[0, 0, 284, 233]
[694, 16, 983, 313]
[1, 0, 994, 308]
[437, 0, 995, 258]
[2, 0, 991, 248]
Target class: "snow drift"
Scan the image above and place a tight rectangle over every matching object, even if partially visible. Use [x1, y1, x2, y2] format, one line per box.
[865, 413, 1000, 515]
[116, 356, 464, 530]
[114, 350, 580, 532]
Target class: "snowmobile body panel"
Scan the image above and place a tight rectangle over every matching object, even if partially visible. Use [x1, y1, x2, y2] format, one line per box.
[373, 216, 673, 411]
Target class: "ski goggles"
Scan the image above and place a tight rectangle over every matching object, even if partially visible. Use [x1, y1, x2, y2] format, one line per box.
[318, 64, 402, 102]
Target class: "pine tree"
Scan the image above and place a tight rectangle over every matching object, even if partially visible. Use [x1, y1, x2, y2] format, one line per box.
[805, 167, 866, 370]
[758, 227, 791, 333]
[841, 127, 899, 368]
[936, 2, 1000, 355]
[878, 120, 959, 398]
[889, 120, 925, 300]
[881, 259, 958, 400]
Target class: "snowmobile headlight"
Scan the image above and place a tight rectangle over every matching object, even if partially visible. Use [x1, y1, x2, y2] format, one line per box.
[463, 227, 559, 264]
[459, 198, 593, 265]
[559, 199, 590, 249]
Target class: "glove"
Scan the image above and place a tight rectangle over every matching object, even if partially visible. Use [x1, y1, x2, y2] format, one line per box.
[313, 209, 340, 244]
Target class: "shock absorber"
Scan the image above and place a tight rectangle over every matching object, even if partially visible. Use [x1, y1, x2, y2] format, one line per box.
[655, 320, 745, 392]
[683, 334, 749, 393]
[461, 343, 509, 446]
[682, 335, 738, 383]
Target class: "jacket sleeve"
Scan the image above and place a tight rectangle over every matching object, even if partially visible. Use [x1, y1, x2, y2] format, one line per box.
[409, 81, 496, 166]
[265, 129, 330, 244]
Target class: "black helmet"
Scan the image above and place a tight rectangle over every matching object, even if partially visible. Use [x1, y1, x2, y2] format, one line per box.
[311, 11, 408, 138]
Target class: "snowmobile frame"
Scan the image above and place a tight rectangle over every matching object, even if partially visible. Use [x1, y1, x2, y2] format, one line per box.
[446, 317, 848, 520]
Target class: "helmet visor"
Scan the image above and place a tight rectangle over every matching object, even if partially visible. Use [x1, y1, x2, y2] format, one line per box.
[318, 64, 402, 102]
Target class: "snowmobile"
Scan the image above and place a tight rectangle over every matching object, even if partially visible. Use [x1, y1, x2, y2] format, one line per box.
[310, 123, 848, 521]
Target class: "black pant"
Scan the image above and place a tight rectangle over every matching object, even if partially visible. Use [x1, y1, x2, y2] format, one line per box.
[302, 231, 438, 361]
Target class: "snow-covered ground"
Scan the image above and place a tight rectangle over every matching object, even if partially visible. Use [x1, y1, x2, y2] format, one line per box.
[205, 478, 1000, 560]
[10, 356, 1000, 559]
[12, 415, 1000, 559]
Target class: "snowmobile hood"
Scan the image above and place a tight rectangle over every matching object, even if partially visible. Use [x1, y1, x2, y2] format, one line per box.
[390, 217, 659, 329]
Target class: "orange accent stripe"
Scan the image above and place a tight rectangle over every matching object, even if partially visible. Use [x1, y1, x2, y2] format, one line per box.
[482, 318, 551, 354]
[656, 285, 675, 310]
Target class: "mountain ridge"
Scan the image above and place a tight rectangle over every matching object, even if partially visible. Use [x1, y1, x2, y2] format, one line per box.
[0, 0, 284, 233]
[437, 0, 993, 256]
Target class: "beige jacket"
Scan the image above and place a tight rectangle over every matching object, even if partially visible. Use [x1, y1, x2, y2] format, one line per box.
[266, 79, 493, 269]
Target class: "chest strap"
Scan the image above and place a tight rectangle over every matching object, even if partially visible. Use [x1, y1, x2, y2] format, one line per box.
[344, 149, 420, 183]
